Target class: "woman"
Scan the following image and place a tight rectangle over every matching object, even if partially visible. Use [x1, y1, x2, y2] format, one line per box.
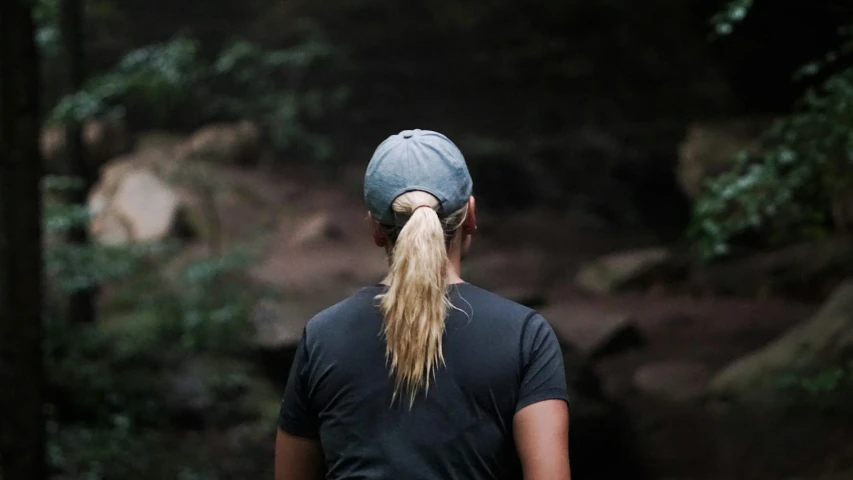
[275, 129, 570, 479]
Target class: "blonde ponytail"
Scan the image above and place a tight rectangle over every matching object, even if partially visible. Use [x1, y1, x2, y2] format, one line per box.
[377, 190, 468, 406]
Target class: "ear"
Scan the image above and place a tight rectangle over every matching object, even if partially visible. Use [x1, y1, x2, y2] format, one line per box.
[462, 196, 477, 234]
[368, 212, 388, 247]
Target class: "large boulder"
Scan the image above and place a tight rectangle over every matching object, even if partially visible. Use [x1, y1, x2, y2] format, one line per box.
[676, 118, 773, 200]
[113, 170, 182, 240]
[88, 156, 201, 245]
[543, 302, 644, 360]
[709, 279, 853, 399]
[90, 169, 186, 244]
[574, 247, 678, 295]
[176, 120, 265, 166]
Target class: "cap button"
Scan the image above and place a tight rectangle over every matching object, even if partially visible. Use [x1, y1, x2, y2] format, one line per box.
[401, 130, 414, 139]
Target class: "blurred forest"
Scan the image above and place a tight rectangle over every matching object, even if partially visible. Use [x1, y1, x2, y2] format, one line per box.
[1, 0, 853, 479]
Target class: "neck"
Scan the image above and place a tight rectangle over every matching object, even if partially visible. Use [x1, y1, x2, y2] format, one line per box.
[380, 242, 465, 286]
[446, 250, 464, 284]
[447, 233, 467, 284]
[380, 260, 464, 286]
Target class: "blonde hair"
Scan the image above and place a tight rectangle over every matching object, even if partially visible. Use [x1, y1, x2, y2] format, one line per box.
[377, 190, 469, 406]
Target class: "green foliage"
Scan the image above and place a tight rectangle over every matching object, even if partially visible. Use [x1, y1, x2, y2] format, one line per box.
[41, 175, 278, 478]
[46, 415, 163, 480]
[50, 34, 346, 161]
[109, 249, 263, 354]
[690, 22, 853, 259]
[41, 178, 168, 295]
[32, 0, 60, 52]
[49, 36, 205, 124]
[709, 0, 753, 37]
[775, 360, 853, 414]
[34, 0, 347, 163]
[203, 36, 349, 161]
[46, 417, 274, 479]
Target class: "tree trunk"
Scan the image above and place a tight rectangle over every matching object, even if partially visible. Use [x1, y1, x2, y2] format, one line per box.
[60, 0, 96, 324]
[0, 0, 46, 478]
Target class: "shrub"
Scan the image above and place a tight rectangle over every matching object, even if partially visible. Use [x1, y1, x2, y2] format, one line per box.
[42, 177, 278, 479]
[35, 0, 348, 163]
[690, 1, 853, 259]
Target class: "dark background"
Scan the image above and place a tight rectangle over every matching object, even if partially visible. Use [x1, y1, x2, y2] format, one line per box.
[4, 0, 853, 479]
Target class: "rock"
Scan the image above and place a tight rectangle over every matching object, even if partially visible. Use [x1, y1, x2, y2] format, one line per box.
[88, 152, 208, 245]
[93, 155, 144, 198]
[87, 148, 219, 246]
[90, 211, 132, 246]
[87, 153, 163, 220]
[575, 247, 673, 295]
[709, 279, 853, 399]
[544, 302, 644, 359]
[632, 361, 711, 402]
[688, 236, 853, 301]
[288, 212, 344, 247]
[41, 118, 131, 173]
[676, 118, 773, 200]
[176, 120, 263, 165]
[110, 170, 182, 242]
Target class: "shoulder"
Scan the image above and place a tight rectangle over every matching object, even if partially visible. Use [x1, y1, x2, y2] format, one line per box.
[454, 282, 538, 324]
[302, 286, 383, 345]
[455, 283, 560, 344]
[452, 283, 551, 346]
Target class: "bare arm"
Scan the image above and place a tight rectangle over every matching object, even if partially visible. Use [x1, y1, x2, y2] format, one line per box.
[513, 399, 571, 480]
[275, 428, 325, 480]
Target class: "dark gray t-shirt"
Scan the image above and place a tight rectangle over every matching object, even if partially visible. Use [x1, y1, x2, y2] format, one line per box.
[278, 283, 568, 480]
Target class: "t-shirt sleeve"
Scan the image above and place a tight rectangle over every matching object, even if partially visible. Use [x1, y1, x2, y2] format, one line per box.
[278, 327, 319, 438]
[516, 313, 570, 413]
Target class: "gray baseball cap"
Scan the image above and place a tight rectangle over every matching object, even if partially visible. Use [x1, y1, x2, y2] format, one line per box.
[364, 129, 473, 225]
